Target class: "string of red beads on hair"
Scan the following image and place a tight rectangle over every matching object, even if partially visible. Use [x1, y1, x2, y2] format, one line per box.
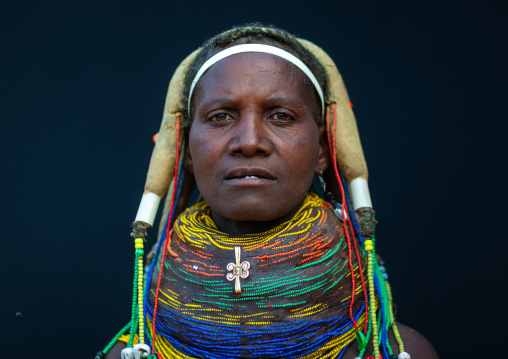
[347, 213, 369, 334]
[325, 104, 358, 330]
[151, 117, 181, 354]
[332, 103, 369, 334]
[326, 103, 369, 334]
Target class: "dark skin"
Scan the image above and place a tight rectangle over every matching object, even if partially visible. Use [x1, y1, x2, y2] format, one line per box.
[186, 53, 329, 235]
[105, 53, 438, 358]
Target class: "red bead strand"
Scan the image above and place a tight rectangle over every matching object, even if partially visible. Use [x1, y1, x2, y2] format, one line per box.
[326, 103, 368, 331]
[151, 117, 181, 353]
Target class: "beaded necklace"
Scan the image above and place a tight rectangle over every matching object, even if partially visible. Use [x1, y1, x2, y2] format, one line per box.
[146, 193, 368, 358]
[98, 197, 395, 359]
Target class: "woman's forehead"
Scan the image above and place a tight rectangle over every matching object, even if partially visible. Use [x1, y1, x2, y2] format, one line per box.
[200, 52, 306, 83]
[192, 53, 318, 110]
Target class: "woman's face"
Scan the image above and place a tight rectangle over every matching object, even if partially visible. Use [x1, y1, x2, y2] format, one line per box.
[186, 52, 328, 223]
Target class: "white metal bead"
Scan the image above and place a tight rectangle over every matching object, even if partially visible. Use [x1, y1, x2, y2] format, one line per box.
[398, 352, 411, 359]
[333, 203, 348, 221]
[133, 343, 151, 359]
[121, 348, 134, 359]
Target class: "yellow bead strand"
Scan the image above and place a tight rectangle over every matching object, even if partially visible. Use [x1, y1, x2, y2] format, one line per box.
[386, 281, 404, 353]
[135, 238, 145, 344]
[367, 250, 380, 359]
[364, 239, 373, 251]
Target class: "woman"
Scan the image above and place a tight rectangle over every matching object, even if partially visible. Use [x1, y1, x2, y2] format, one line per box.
[97, 25, 438, 359]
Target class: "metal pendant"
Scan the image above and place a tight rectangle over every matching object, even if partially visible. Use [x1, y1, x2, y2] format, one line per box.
[226, 246, 250, 293]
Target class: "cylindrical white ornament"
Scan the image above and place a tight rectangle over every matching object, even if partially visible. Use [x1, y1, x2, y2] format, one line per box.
[134, 192, 161, 227]
[349, 178, 372, 210]
[398, 352, 411, 359]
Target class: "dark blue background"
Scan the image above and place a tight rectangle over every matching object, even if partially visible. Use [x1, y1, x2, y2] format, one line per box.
[1, 0, 505, 358]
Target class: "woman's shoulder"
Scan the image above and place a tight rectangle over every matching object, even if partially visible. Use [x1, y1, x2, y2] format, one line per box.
[394, 323, 439, 359]
[341, 322, 439, 359]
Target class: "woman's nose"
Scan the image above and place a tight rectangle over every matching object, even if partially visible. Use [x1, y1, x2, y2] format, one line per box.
[228, 115, 272, 156]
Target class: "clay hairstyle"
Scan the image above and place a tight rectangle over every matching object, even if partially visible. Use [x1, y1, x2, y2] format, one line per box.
[95, 24, 409, 359]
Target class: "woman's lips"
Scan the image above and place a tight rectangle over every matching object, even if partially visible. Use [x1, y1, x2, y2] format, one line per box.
[225, 168, 276, 180]
[224, 168, 276, 185]
[225, 176, 276, 185]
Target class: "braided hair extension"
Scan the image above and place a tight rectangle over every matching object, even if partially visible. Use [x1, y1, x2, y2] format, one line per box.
[181, 23, 329, 127]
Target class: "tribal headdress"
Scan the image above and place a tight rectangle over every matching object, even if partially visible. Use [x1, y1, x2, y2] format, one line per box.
[96, 25, 409, 359]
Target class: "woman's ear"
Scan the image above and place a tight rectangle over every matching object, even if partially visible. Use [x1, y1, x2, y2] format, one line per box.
[315, 126, 330, 174]
[184, 134, 194, 174]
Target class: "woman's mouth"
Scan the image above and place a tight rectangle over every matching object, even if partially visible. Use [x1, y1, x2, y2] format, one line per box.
[225, 168, 276, 185]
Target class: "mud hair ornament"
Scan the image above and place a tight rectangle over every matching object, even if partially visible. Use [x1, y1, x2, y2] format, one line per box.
[96, 29, 409, 359]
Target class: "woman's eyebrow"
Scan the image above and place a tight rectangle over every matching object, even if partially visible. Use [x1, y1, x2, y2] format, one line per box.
[197, 97, 237, 110]
[197, 97, 306, 110]
[263, 97, 306, 109]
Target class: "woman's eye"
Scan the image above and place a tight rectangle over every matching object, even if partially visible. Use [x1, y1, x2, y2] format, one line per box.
[208, 113, 233, 122]
[269, 113, 293, 122]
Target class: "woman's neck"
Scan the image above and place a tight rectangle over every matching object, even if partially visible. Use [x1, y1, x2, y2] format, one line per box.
[211, 199, 305, 236]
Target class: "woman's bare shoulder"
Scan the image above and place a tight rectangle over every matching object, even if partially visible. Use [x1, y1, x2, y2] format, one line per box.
[103, 341, 125, 359]
[342, 321, 438, 359]
[396, 322, 439, 359]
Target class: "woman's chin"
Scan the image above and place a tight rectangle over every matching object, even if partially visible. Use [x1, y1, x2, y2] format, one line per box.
[215, 208, 287, 223]
[210, 198, 298, 222]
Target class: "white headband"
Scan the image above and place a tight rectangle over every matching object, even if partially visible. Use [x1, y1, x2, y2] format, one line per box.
[187, 44, 325, 116]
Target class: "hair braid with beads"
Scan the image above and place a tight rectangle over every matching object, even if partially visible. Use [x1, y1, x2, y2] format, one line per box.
[181, 23, 330, 127]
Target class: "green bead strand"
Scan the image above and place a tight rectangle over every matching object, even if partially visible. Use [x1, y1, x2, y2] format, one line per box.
[359, 305, 373, 358]
[373, 259, 394, 355]
[356, 330, 367, 352]
[99, 243, 146, 352]
[102, 322, 131, 354]
[128, 252, 139, 348]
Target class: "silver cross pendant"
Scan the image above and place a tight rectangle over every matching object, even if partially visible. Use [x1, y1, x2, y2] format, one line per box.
[226, 246, 250, 294]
